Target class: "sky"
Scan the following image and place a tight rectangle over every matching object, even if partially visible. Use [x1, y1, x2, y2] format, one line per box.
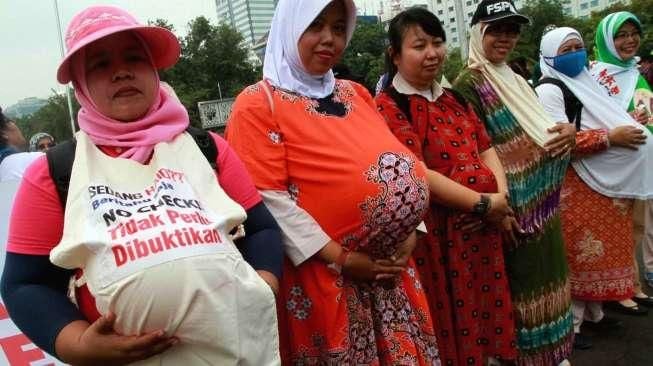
[0, 0, 380, 109]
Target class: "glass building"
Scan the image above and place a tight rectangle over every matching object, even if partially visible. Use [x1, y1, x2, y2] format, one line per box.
[215, 0, 278, 46]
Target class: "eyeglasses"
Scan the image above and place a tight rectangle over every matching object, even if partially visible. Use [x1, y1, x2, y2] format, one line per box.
[485, 23, 521, 37]
[614, 31, 641, 40]
[38, 142, 56, 151]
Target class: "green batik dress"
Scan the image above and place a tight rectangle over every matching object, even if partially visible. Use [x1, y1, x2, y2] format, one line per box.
[453, 69, 573, 366]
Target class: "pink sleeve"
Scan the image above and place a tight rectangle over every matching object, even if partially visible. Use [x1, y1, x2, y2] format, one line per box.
[7, 156, 64, 255]
[211, 132, 262, 210]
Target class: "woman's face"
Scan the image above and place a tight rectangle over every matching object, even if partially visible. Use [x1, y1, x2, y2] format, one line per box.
[482, 21, 520, 64]
[614, 21, 641, 61]
[36, 137, 55, 152]
[2, 121, 26, 149]
[298, 0, 348, 76]
[557, 38, 584, 56]
[83, 31, 158, 122]
[393, 25, 446, 89]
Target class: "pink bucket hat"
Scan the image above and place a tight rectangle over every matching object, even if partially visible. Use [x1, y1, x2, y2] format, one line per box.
[56, 5, 180, 84]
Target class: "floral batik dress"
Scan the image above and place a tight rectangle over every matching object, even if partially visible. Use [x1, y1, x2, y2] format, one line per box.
[561, 129, 635, 301]
[226, 80, 440, 365]
[376, 88, 517, 366]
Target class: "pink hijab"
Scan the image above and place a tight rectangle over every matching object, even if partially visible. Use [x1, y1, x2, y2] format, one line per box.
[70, 34, 188, 163]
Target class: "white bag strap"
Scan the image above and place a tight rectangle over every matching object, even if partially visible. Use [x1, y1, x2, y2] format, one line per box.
[259, 80, 275, 114]
[67, 272, 87, 307]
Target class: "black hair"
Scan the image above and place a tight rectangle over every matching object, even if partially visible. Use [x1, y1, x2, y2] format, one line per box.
[0, 107, 8, 147]
[384, 7, 446, 90]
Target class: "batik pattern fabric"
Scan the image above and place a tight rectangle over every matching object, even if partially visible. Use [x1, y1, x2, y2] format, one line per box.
[561, 129, 635, 301]
[375, 88, 517, 366]
[453, 69, 573, 366]
[226, 80, 440, 365]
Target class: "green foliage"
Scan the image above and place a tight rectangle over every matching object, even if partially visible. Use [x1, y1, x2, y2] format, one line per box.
[514, 0, 568, 61]
[342, 20, 387, 90]
[160, 17, 259, 126]
[14, 92, 80, 143]
[443, 47, 463, 84]
[514, 0, 651, 65]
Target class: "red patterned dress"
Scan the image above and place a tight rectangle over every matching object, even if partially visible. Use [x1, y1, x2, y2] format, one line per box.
[226, 80, 439, 365]
[560, 129, 635, 301]
[376, 88, 517, 366]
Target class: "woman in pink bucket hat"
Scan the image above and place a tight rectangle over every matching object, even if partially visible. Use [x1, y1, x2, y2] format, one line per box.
[1, 5, 283, 365]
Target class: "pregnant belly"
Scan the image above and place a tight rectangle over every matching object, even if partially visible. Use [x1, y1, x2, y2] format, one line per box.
[90, 253, 275, 348]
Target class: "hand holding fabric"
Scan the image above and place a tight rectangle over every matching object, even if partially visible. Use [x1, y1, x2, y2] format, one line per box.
[388, 230, 417, 267]
[501, 216, 524, 245]
[545, 123, 576, 157]
[630, 108, 649, 124]
[486, 193, 513, 224]
[459, 193, 512, 231]
[609, 125, 646, 150]
[56, 312, 178, 366]
[342, 252, 405, 281]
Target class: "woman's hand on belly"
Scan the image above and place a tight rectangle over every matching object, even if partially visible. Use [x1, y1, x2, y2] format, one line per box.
[56, 312, 178, 365]
[387, 231, 417, 267]
[458, 193, 512, 232]
[486, 193, 513, 224]
[500, 216, 524, 245]
[545, 123, 576, 157]
[343, 252, 405, 281]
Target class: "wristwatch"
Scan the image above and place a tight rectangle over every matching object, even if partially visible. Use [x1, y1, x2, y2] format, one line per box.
[472, 194, 491, 216]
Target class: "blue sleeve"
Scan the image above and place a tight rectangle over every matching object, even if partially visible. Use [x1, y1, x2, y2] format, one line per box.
[0, 252, 85, 359]
[235, 201, 283, 279]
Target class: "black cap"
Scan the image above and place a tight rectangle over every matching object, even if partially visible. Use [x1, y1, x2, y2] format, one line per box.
[471, 0, 530, 26]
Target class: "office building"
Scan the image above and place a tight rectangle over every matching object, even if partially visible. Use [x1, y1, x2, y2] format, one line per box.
[215, 0, 277, 46]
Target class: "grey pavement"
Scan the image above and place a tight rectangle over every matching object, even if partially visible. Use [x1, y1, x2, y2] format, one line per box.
[570, 261, 653, 366]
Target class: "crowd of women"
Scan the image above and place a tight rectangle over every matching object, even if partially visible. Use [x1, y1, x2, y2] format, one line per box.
[1, 0, 652, 365]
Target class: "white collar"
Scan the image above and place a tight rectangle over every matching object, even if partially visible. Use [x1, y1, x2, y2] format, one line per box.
[392, 73, 443, 102]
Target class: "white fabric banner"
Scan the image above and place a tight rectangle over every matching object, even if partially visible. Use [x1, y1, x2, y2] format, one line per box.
[0, 181, 67, 365]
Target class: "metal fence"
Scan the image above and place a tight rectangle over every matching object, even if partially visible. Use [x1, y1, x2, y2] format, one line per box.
[198, 98, 235, 129]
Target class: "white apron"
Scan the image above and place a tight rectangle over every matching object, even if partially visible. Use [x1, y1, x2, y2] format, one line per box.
[50, 131, 280, 365]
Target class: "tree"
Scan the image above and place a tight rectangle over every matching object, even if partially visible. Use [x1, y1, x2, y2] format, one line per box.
[14, 93, 80, 143]
[515, 0, 568, 62]
[156, 17, 259, 126]
[443, 47, 464, 85]
[342, 20, 387, 90]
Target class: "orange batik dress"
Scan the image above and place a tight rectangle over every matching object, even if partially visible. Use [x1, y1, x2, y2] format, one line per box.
[226, 80, 440, 365]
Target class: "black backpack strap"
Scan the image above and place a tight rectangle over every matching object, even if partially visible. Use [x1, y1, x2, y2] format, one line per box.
[186, 126, 218, 171]
[537, 77, 583, 130]
[46, 139, 77, 209]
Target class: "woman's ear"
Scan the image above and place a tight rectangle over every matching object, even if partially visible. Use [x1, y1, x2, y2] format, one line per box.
[389, 46, 399, 66]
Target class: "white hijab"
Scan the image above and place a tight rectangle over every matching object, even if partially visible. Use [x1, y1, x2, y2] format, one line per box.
[468, 23, 557, 147]
[539, 27, 653, 199]
[263, 0, 356, 99]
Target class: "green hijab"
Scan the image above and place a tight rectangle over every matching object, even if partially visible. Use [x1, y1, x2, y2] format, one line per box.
[594, 11, 642, 67]
[592, 11, 651, 112]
